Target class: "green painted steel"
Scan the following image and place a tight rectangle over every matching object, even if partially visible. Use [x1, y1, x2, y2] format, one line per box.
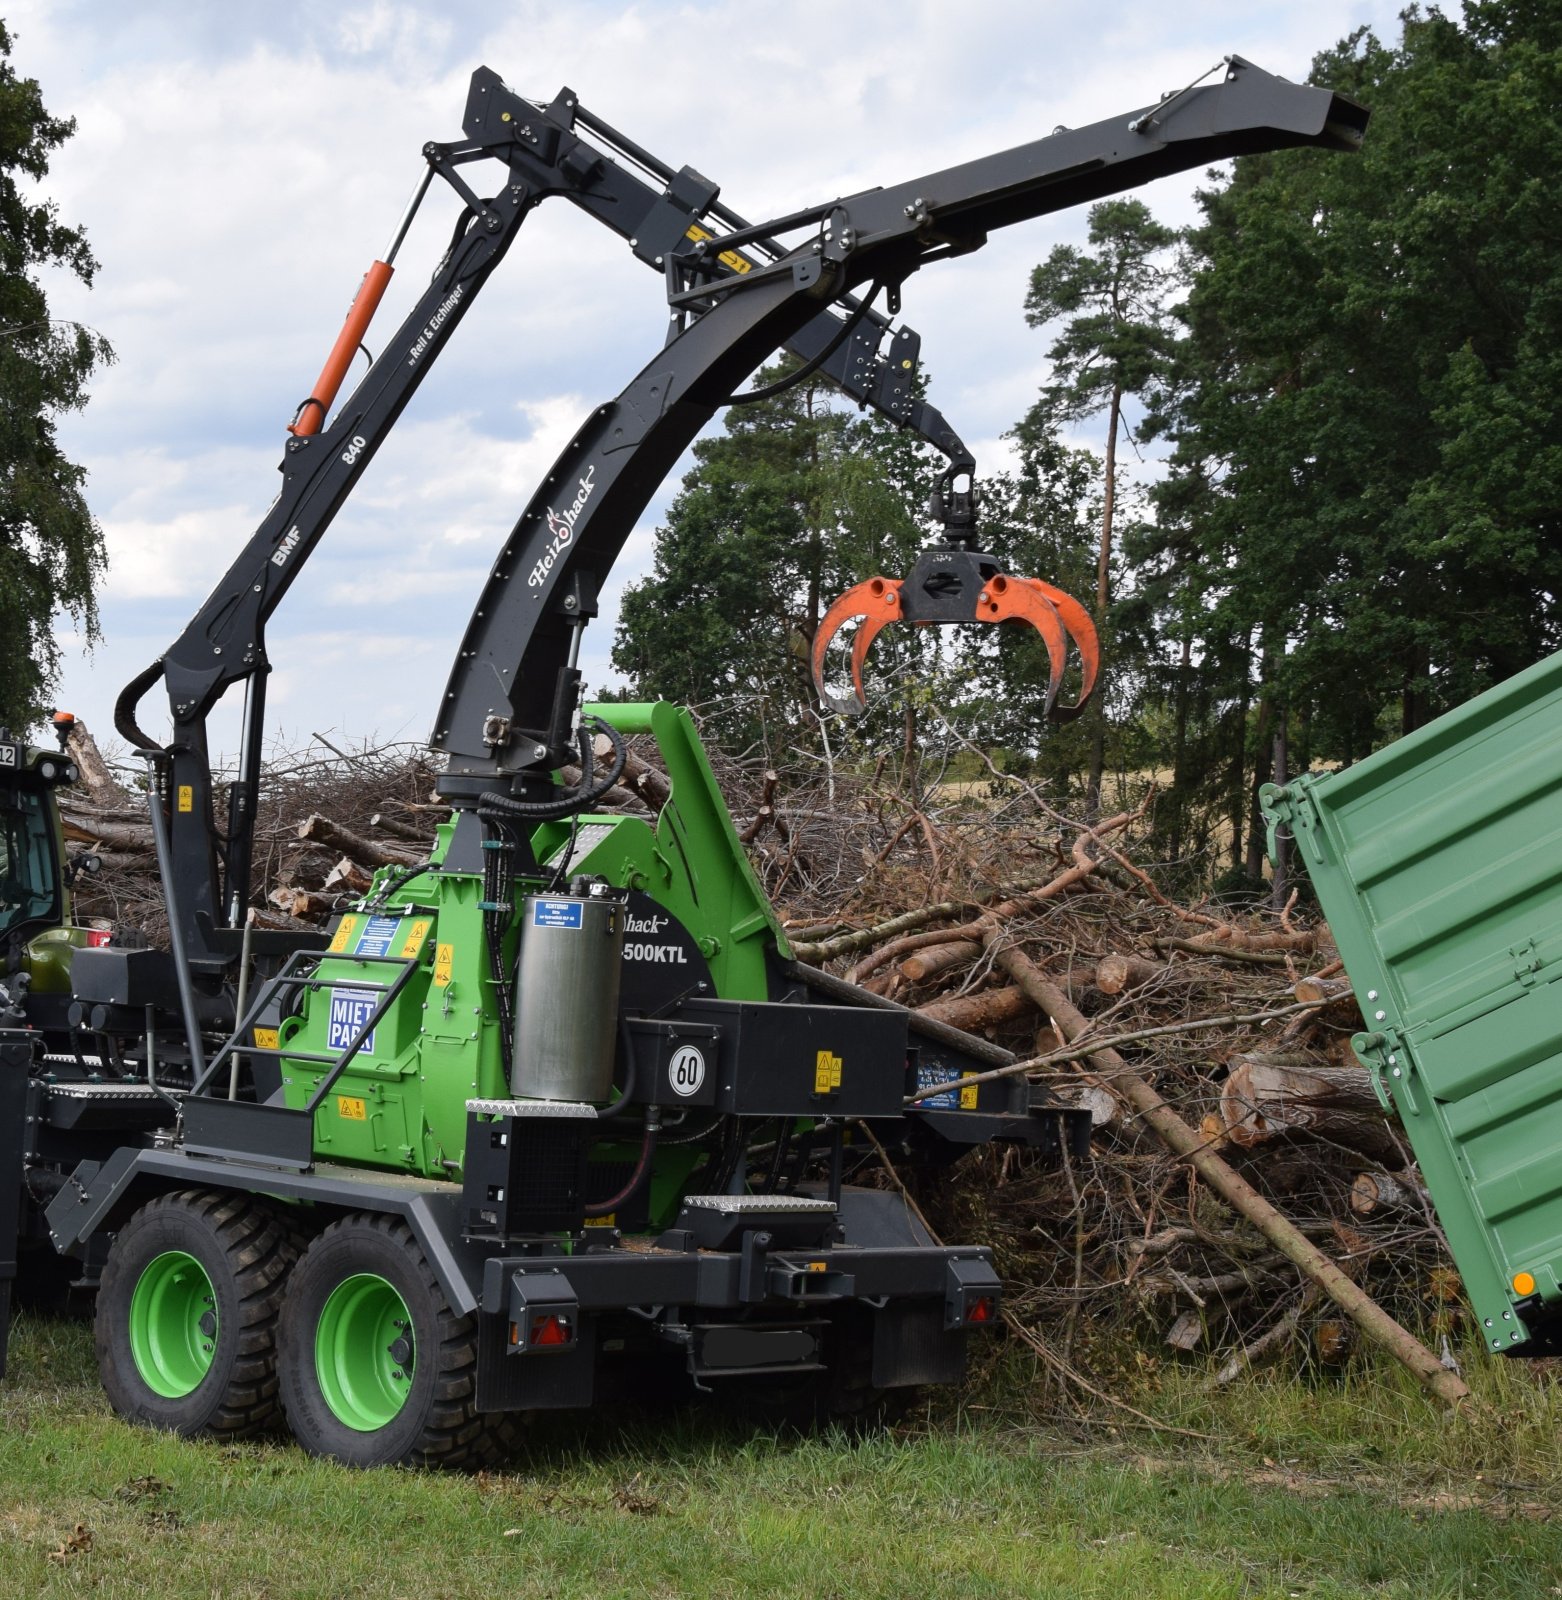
[128, 1249, 217, 1398]
[277, 702, 788, 1179]
[1262, 649, 1562, 1353]
[314, 1272, 414, 1432]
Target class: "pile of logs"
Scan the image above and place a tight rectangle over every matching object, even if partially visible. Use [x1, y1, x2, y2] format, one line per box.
[61, 717, 1462, 1400]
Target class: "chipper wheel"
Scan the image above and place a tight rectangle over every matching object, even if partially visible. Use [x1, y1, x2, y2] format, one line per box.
[276, 1213, 509, 1469]
[95, 1188, 299, 1438]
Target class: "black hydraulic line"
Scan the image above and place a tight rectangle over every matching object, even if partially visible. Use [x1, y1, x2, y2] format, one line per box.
[596, 1017, 640, 1121]
[583, 1106, 660, 1216]
[477, 716, 627, 821]
[728, 282, 884, 406]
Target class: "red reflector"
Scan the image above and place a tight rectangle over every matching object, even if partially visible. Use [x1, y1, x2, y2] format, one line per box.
[530, 1312, 572, 1347]
[85, 928, 112, 949]
[967, 1295, 995, 1324]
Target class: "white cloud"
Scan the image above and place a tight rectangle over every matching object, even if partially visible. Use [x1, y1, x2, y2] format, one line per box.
[7, 0, 1415, 748]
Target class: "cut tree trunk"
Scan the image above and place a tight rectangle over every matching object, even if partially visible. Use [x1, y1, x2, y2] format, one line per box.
[65, 721, 131, 806]
[297, 814, 419, 867]
[1221, 1052, 1399, 1160]
[1095, 953, 1161, 995]
[916, 984, 1035, 1031]
[1350, 1169, 1430, 1219]
[980, 936, 1470, 1409]
[900, 940, 984, 984]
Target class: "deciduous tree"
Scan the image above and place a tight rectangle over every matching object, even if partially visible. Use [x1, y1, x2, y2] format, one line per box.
[0, 20, 112, 731]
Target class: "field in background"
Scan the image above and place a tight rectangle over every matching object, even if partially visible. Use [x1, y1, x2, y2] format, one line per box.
[3, 1315, 1560, 1600]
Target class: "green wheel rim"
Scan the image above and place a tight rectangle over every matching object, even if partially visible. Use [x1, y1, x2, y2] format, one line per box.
[128, 1250, 218, 1399]
[314, 1273, 415, 1432]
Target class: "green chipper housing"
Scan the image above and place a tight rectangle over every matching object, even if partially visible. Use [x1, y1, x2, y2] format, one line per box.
[1262, 650, 1562, 1357]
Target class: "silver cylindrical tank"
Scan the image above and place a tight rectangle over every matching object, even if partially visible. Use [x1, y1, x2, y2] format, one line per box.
[510, 886, 625, 1102]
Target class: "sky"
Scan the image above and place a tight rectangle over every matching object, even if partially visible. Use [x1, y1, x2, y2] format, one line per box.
[7, 0, 1416, 764]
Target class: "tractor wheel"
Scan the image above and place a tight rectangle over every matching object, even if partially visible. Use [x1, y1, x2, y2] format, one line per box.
[94, 1188, 298, 1438]
[276, 1213, 507, 1469]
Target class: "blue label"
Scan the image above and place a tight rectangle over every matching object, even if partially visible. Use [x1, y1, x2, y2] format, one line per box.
[915, 1064, 962, 1110]
[532, 899, 585, 930]
[328, 988, 378, 1054]
[354, 914, 401, 958]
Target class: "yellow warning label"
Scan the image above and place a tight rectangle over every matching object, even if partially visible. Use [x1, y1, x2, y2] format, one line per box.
[253, 1027, 280, 1050]
[684, 222, 753, 274]
[337, 1095, 367, 1121]
[400, 918, 432, 958]
[584, 1213, 616, 1228]
[807, 1260, 827, 1274]
[329, 915, 358, 954]
[959, 1077, 979, 1110]
[814, 1049, 843, 1095]
[177, 785, 193, 813]
[433, 942, 455, 988]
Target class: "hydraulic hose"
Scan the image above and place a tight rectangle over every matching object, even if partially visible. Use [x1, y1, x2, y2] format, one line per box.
[595, 1017, 640, 1122]
[477, 716, 628, 823]
[113, 658, 167, 753]
[583, 1106, 660, 1217]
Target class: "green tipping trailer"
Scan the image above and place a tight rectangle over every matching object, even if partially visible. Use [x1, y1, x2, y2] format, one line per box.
[1261, 650, 1562, 1356]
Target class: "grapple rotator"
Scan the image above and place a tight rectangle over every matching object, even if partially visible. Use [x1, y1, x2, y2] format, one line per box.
[810, 467, 1099, 720]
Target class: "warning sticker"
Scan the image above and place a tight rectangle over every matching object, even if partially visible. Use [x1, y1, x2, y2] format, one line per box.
[814, 1049, 843, 1095]
[328, 915, 358, 954]
[354, 914, 402, 958]
[327, 988, 377, 1054]
[337, 1094, 367, 1121]
[399, 918, 432, 958]
[684, 222, 753, 274]
[253, 1027, 280, 1050]
[433, 943, 454, 988]
[532, 899, 584, 930]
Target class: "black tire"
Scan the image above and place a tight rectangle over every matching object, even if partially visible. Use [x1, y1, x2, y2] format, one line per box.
[276, 1213, 507, 1470]
[94, 1188, 298, 1438]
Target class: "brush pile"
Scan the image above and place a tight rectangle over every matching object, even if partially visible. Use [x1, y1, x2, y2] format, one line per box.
[60, 718, 1459, 1390]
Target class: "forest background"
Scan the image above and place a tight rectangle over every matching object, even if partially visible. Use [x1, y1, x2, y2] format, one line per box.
[612, 2, 1562, 895]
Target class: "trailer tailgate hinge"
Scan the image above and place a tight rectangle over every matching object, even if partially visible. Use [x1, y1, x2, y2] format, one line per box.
[1351, 1027, 1414, 1116]
[1259, 780, 1324, 867]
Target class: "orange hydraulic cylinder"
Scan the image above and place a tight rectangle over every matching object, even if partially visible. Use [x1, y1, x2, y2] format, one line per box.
[287, 259, 395, 437]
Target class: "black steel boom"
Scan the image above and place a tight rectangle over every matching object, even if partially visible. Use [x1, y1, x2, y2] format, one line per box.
[432, 55, 1365, 800]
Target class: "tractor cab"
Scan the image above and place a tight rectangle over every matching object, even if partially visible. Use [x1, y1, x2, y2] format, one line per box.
[0, 718, 99, 1025]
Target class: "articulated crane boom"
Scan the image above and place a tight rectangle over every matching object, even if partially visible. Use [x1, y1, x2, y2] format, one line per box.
[109, 74, 981, 989]
[431, 57, 1364, 812]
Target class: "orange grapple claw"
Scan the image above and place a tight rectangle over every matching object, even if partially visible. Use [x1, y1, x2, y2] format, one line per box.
[978, 574, 1099, 722]
[811, 576, 903, 715]
[811, 547, 1098, 723]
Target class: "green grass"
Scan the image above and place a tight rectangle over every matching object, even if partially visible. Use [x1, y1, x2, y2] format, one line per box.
[3, 1314, 1561, 1600]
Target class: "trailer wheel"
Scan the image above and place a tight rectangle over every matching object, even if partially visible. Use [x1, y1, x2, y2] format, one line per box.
[94, 1189, 298, 1438]
[276, 1213, 504, 1469]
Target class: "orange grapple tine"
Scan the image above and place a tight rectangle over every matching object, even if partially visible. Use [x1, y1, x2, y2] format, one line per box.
[979, 577, 1067, 716]
[850, 610, 896, 702]
[810, 577, 904, 715]
[1024, 578, 1100, 715]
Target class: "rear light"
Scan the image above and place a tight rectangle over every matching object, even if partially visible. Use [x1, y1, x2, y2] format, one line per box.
[509, 1308, 577, 1352]
[966, 1294, 995, 1325]
[531, 1312, 574, 1348]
